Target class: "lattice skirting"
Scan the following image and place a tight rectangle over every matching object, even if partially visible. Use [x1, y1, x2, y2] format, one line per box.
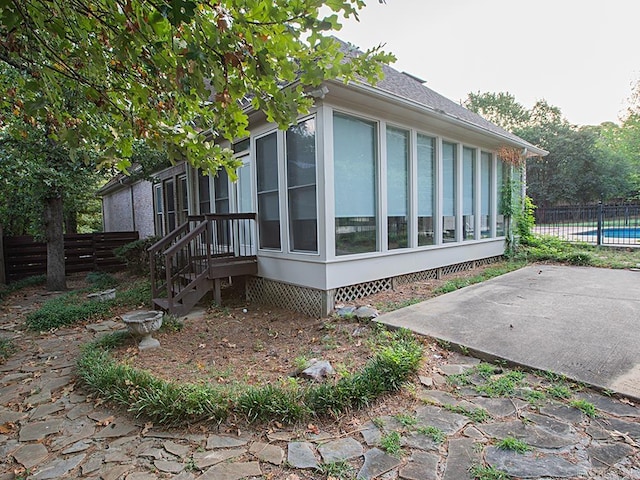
[246, 277, 328, 318]
[247, 255, 504, 317]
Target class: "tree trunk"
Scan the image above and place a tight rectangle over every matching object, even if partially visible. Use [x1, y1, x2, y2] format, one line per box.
[44, 196, 66, 291]
[0, 223, 6, 285]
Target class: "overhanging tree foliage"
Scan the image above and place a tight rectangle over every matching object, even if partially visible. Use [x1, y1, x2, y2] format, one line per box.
[0, 0, 393, 173]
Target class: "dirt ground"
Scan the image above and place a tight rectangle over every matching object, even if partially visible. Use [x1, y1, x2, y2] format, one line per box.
[3, 262, 507, 434]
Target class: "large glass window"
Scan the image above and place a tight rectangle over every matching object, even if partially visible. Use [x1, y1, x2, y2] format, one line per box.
[480, 152, 492, 238]
[198, 172, 211, 214]
[496, 159, 506, 236]
[154, 184, 165, 236]
[334, 113, 377, 255]
[256, 132, 281, 249]
[417, 134, 435, 246]
[164, 178, 176, 232]
[386, 126, 409, 249]
[442, 142, 457, 242]
[462, 147, 475, 240]
[286, 118, 318, 253]
[214, 169, 229, 214]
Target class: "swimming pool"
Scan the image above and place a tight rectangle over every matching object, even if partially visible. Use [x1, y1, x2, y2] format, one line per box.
[578, 227, 640, 239]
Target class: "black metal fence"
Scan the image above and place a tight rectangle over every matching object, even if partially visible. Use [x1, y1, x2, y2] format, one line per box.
[534, 202, 640, 246]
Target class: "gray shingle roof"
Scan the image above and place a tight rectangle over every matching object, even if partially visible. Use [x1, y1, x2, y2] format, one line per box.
[337, 39, 545, 155]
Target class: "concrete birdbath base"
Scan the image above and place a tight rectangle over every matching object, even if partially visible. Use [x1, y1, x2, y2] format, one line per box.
[122, 310, 163, 350]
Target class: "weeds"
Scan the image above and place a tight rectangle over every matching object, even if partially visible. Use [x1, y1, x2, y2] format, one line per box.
[416, 425, 446, 444]
[570, 399, 599, 418]
[433, 262, 525, 295]
[395, 413, 418, 428]
[380, 431, 402, 456]
[475, 370, 525, 398]
[443, 404, 491, 423]
[547, 384, 572, 399]
[496, 436, 531, 454]
[317, 461, 355, 479]
[470, 464, 511, 480]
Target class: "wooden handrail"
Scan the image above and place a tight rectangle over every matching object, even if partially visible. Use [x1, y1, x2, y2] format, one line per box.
[148, 222, 190, 254]
[164, 221, 208, 257]
[204, 213, 257, 221]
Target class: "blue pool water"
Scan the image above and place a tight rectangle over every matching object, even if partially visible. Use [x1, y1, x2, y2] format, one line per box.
[579, 227, 640, 238]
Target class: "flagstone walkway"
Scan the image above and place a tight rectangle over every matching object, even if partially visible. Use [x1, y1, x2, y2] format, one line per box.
[1, 315, 639, 479]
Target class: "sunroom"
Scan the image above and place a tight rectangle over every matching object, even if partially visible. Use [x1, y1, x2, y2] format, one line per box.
[149, 68, 545, 317]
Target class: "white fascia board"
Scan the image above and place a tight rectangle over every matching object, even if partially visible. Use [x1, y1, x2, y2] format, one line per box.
[330, 79, 548, 158]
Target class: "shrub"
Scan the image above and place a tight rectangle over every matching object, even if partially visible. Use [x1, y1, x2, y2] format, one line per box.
[77, 329, 424, 426]
[114, 236, 160, 274]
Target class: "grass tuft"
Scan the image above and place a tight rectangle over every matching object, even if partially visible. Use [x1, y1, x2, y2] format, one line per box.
[496, 436, 531, 454]
[570, 399, 599, 418]
[317, 461, 355, 479]
[416, 425, 446, 444]
[380, 431, 402, 456]
[470, 464, 511, 480]
[0, 275, 46, 304]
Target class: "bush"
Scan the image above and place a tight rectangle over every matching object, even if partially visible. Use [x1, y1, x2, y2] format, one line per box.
[114, 236, 160, 274]
[77, 329, 424, 426]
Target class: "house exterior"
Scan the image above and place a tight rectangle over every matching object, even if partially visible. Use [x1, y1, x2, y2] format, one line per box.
[100, 47, 546, 317]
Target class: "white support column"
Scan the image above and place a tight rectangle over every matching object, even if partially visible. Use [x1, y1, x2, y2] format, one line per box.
[435, 137, 443, 245]
[455, 142, 463, 243]
[322, 105, 335, 260]
[409, 130, 418, 249]
[379, 121, 388, 252]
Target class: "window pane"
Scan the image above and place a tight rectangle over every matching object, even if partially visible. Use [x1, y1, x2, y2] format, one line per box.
[256, 132, 280, 249]
[334, 113, 377, 255]
[165, 179, 176, 232]
[442, 142, 456, 242]
[198, 172, 211, 214]
[214, 169, 229, 214]
[287, 118, 317, 253]
[417, 134, 435, 246]
[463, 147, 475, 240]
[480, 152, 491, 238]
[496, 159, 505, 236]
[387, 126, 409, 249]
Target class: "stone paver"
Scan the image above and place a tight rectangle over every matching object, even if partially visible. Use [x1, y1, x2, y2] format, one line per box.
[1, 310, 639, 480]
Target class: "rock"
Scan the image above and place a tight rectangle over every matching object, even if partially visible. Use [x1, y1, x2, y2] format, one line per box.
[575, 392, 639, 417]
[354, 306, 379, 319]
[402, 431, 440, 451]
[19, 418, 63, 442]
[442, 438, 481, 480]
[418, 376, 433, 388]
[199, 461, 261, 480]
[287, 442, 318, 469]
[485, 446, 588, 478]
[318, 437, 364, 463]
[588, 443, 634, 468]
[61, 439, 92, 454]
[249, 441, 285, 465]
[206, 434, 249, 449]
[471, 397, 518, 418]
[32, 453, 85, 480]
[94, 419, 138, 438]
[29, 401, 65, 420]
[335, 306, 356, 317]
[358, 448, 402, 480]
[400, 450, 439, 480]
[361, 421, 383, 446]
[12, 443, 49, 469]
[480, 420, 576, 449]
[154, 459, 184, 473]
[415, 405, 469, 435]
[163, 440, 190, 458]
[193, 448, 246, 470]
[301, 360, 335, 381]
[418, 390, 459, 406]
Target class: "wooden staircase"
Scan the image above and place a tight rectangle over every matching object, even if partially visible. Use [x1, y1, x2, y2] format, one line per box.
[149, 214, 258, 316]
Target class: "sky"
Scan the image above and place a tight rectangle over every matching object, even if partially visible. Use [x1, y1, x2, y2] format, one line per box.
[334, 0, 640, 126]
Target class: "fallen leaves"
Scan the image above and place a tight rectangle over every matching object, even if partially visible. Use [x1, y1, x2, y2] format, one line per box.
[0, 422, 17, 434]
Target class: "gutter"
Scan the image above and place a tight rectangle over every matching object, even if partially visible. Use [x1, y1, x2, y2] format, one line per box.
[327, 79, 549, 157]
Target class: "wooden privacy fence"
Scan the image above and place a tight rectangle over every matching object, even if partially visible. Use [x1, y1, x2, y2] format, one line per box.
[3, 231, 139, 282]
